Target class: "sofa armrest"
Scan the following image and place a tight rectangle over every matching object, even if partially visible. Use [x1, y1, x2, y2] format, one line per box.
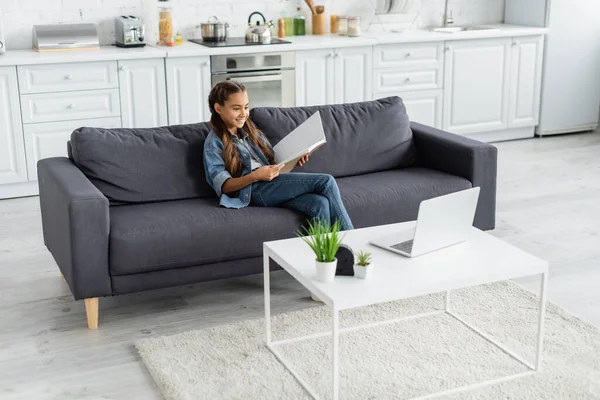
[37, 157, 111, 300]
[410, 122, 498, 230]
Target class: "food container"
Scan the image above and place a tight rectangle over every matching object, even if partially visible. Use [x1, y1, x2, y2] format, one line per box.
[337, 16, 348, 36]
[347, 16, 361, 37]
[158, 2, 173, 45]
[198, 15, 229, 42]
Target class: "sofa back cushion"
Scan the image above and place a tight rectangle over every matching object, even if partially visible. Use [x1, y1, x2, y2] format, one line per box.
[70, 123, 214, 203]
[250, 96, 416, 178]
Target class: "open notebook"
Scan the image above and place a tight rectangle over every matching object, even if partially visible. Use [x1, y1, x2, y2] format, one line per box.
[273, 111, 327, 174]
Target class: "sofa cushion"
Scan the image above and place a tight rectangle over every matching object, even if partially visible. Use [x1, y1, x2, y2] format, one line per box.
[250, 96, 416, 178]
[70, 123, 213, 203]
[337, 167, 473, 229]
[109, 198, 305, 276]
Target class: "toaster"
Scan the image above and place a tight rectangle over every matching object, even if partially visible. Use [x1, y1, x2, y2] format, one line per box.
[115, 15, 146, 48]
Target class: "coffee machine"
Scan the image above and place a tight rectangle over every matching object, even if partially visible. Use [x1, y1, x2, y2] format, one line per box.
[115, 15, 146, 48]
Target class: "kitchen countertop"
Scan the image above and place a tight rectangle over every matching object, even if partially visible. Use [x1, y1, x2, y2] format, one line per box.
[0, 24, 548, 66]
[0, 45, 166, 66]
[367, 24, 548, 44]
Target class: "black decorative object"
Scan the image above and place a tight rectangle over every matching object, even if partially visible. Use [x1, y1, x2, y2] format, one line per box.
[335, 244, 355, 276]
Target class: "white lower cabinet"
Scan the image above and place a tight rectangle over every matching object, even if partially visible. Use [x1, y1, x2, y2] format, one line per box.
[0, 66, 27, 185]
[509, 35, 544, 128]
[376, 89, 443, 129]
[443, 38, 512, 135]
[296, 46, 372, 106]
[23, 117, 122, 181]
[118, 58, 168, 128]
[166, 56, 211, 125]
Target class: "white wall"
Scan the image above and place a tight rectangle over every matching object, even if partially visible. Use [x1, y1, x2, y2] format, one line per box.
[0, 0, 505, 50]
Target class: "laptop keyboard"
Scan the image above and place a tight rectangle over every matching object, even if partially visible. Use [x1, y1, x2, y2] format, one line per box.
[391, 239, 414, 254]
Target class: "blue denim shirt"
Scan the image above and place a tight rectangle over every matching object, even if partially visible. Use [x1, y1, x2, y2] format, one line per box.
[203, 128, 272, 209]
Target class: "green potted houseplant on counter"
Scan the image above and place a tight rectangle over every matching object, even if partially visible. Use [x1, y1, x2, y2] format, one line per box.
[354, 250, 373, 279]
[297, 218, 344, 283]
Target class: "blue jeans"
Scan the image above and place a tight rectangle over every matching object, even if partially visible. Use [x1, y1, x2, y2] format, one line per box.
[250, 173, 354, 231]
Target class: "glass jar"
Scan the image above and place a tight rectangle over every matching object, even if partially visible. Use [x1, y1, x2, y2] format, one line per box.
[158, 2, 173, 45]
[293, 7, 306, 36]
[337, 16, 348, 36]
[347, 16, 361, 37]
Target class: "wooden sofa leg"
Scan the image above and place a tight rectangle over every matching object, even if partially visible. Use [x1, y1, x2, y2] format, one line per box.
[84, 298, 99, 330]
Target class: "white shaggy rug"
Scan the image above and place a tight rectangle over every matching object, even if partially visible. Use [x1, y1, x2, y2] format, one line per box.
[135, 281, 600, 400]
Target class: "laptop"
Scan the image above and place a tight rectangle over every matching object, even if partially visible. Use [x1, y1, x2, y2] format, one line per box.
[369, 187, 481, 258]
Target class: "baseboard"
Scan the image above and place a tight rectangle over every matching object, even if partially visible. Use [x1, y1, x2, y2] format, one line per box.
[536, 124, 597, 137]
[0, 181, 39, 199]
[463, 127, 535, 143]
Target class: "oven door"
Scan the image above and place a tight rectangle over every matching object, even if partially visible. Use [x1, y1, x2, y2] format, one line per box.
[211, 69, 295, 108]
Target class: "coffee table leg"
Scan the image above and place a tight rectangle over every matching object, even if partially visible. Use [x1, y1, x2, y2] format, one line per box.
[264, 249, 271, 345]
[535, 272, 547, 371]
[332, 306, 340, 400]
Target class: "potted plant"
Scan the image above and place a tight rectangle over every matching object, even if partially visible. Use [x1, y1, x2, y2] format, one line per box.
[297, 218, 344, 283]
[353, 250, 373, 279]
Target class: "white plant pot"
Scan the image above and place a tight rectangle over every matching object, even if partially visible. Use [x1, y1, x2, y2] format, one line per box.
[315, 258, 337, 283]
[354, 264, 373, 279]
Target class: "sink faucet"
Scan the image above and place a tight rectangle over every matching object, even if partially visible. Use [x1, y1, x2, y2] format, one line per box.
[443, 0, 454, 27]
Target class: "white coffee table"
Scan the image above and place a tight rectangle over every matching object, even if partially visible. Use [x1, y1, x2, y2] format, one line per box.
[263, 221, 548, 400]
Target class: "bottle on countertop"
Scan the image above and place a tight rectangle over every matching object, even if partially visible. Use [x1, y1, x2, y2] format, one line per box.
[293, 6, 306, 36]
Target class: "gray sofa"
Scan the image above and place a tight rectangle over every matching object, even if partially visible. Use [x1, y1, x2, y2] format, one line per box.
[37, 97, 497, 329]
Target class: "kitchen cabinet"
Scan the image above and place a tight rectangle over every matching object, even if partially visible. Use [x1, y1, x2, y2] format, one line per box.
[334, 46, 372, 104]
[23, 118, 122, 181]
[295, 48, 334, 106]
[118, 58, 168, 128]
[508, 35, 544, 128]
[378, 89, 443, 128]
[443, 38, 512, 135]
[296, 46, 371, 106]
[0, 67, 28, 185]
[166, 56, 211, 125]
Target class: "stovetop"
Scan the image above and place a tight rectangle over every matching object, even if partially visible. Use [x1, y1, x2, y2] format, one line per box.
[189, 37, 291, 48]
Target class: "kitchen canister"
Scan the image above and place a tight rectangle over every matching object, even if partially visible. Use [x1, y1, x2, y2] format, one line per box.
[347, 16, 361, 37]
[337, 15, 348, 35]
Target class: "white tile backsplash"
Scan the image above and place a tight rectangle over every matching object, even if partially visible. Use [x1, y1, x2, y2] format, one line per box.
[0, 0, 505, 50]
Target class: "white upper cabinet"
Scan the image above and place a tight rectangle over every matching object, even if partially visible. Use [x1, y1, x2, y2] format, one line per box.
[0, 66, 27, 185]
[443, 38, 512, 135]
[118, 58, 168, 128]
[508, 35, 544, 128]
[166, 56, 211, 125]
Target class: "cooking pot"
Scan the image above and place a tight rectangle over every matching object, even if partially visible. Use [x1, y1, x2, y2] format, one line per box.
[198, 15, 229, 42]
[245, 11, 273, 44]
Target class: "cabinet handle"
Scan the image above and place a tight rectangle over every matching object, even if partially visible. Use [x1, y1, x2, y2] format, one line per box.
[119, 65, 127, 71]
[445, 46, 451, 52]
[202, 62, 209, 66]
[328, 52, 334, 58]
[512, 41, 517, 47]
[405, 52, 412, 57]
[404, 77, 412, 83]
[65, 74, 73, 80]
[335, 52, 341, 58]
[67, 104, 76, 109]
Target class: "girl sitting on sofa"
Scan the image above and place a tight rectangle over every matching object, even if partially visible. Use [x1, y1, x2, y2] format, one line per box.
[203, 80, 354, 231]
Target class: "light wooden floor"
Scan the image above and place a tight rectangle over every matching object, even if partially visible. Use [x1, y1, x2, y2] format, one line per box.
[1, 132, 599, 399]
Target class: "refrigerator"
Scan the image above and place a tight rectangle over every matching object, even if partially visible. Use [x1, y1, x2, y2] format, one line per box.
[505, 0, 600, 136]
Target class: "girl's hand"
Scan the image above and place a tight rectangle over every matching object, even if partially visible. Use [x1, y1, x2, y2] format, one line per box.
[298, 153, 310, 167]
[253, 165, 285, 181]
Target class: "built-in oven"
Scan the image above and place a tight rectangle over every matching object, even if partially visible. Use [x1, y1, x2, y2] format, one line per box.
[211, 51, 295, 108]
